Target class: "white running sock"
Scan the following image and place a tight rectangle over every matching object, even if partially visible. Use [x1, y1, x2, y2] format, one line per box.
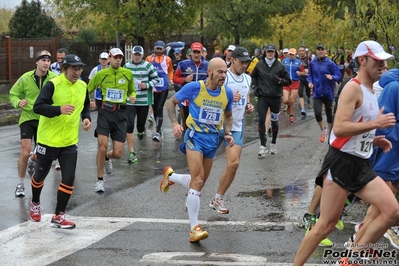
[18, 177, 24, 185]
[187, 189, 201, 229]
[169, 173, 191, 188]
[215, 193, 223, 199]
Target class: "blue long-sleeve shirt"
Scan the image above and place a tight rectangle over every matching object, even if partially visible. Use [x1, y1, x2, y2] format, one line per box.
[307, 56, 341, 101]
[372, 69, 399, 181]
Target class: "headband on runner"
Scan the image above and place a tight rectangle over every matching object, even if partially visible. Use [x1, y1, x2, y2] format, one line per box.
[36, 54, 51, 62]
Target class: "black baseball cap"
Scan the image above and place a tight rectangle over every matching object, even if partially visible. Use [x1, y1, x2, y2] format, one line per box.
[263, 44, 276, 52]
[62, 54, 86, 66]
[316, 43, 325, 50]
[232, 47, 251, 61]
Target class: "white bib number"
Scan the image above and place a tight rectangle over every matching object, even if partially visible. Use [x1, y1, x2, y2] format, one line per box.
[155, 78, 164, 87]
[233, 96, 245, 110]
[105, 88, 124, 103]
[355, 130, 375, 155]
[198, 106, 222, 125]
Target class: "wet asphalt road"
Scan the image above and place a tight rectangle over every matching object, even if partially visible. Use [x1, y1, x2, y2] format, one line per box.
[1, 100, 396, 266]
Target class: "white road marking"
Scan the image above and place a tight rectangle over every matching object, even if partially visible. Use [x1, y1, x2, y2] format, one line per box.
[0, 215, 356, 265]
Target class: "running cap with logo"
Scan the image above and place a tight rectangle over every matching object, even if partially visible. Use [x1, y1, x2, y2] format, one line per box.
[283, 48, 289, 53]
[289, 48, 297, 55]
[227, 45, 236, 51]
[62, 54, 86, 67]
[191, 42, 203, 52]
[154, 40, 165, 48]
[263, 44, 276, 52]
[232, 47, 251, 61]
[100, 52, 109, 59]
[132, 45, 144, 55]
[109, 48, 124, 57]
[316, 43, 325, 49]
[353, 40, 394, 60]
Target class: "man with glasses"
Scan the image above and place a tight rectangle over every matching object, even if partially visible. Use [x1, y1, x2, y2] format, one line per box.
[146, 40, 174, 142]
[173, 42, 208, 132]
[88, 52, 110, 110]
[307, 43, 341, 143]
[88, 48, 136, 192]
[294, 40, 398, 266]
[30, 54, 91, 229]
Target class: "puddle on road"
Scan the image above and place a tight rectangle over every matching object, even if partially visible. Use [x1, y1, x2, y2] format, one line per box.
[237, 179, 314, 229]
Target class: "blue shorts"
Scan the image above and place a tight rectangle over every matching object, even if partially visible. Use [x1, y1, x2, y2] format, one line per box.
[217, 130, 243, 148]
[181, 129, 219, 159]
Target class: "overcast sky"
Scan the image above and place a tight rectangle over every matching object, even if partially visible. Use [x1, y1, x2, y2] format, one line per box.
[0, 0, 44, 9]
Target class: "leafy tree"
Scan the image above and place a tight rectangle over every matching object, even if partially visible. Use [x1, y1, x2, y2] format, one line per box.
[316, 0, 357, 19]
[0, 8, 13, 34]
[46, 0, 203, 46]
[268, 0, 335, 51]
[8, 0, 62, 38]
[202, 0, 307, 45]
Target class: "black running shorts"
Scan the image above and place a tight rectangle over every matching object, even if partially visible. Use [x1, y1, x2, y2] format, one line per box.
[315, 147, 377, 193]
[95, 108, 127, 143]
[20, 119, 38, 140]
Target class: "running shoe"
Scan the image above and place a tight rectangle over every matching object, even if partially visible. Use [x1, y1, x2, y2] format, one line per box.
[160, 166, 175, 193]
[30, 202, 42, 222]
[257, 145, 268, 157]
[15, 183, 25, 197]
[290, 116, 294, 123]
[95, 180, 105, 193]
[384, 228, 399, 249]
[148, 114, 154, 124]
[319, 127, 327, 143]
[190, 224, 208, 243]
[300, 213, 317, 229]
[301, 108, 307, 116]
[104, 159, 113, 174]
[305, 227, 333, 246]
[335, 219, 344, 230]
[128, 152, 138, 163]
[55, 163, 61, 170]
[50, 212, 76, 229]
[153, 132, 161, 142]
[344, 235, 354, 250]
[307, 97, 311, 105]
[27, 160, 36, 177]
[209, 197, 229, 214]
[270, 144, 277, 155]
[137, 131, 145, 140]
[283, 105, 288, 113]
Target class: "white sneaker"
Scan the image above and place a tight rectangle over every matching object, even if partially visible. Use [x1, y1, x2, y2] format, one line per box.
[15, 184, 25, 197]
[209, 197, 229, 214]
[104, 159, 113, 174]
[270, 144, 277, 155]
[95, 180, 105, 192]
[384, 228, 399, 249]
[257, 145, 268, 157]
